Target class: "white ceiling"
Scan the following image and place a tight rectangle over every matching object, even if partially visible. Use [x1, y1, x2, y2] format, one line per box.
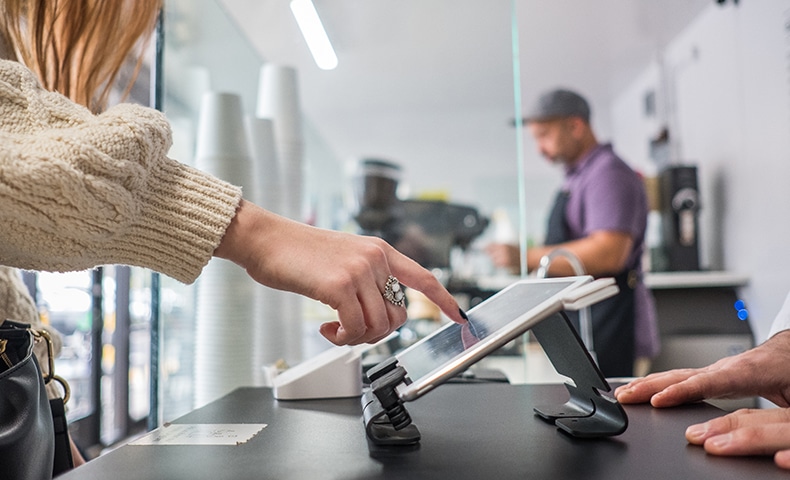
[217, 0, 712, 206]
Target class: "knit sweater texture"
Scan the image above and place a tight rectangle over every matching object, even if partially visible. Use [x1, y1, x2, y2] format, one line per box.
[0, 59, 242, 284]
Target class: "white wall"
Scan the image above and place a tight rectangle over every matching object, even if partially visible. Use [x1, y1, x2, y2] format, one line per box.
[611, 0, 790, 341]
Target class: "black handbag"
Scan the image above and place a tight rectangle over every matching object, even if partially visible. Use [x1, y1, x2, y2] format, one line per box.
[0, 320, 74, 480]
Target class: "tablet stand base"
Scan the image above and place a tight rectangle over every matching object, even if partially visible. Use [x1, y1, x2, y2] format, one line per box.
[531, 311, 628, 437]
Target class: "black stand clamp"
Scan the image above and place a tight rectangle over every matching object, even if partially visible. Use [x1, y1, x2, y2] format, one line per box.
[531, 311, 628, 437]
[361, 357, 421, 446]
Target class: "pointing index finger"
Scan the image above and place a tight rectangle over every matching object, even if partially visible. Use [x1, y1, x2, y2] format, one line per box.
[386, 250, 464, 324]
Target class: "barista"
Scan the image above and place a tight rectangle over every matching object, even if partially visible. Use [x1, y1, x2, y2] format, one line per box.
[487, 88, 658, 377]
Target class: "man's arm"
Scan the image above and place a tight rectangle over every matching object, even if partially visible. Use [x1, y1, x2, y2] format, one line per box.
[486, 230, 634, 277]
[526, 230, 634, 276]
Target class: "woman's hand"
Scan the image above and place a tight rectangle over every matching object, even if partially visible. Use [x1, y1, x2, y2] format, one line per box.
[215, 200, 464, 345]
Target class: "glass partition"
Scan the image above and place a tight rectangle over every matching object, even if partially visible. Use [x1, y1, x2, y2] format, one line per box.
[157, 0, 521, 421]
[156, 0, 716, 418]
[157, 0, 263, 422]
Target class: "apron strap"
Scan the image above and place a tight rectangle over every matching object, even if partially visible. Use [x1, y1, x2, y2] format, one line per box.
[545, 190, 571, 246]
[542, 188, 638, 377]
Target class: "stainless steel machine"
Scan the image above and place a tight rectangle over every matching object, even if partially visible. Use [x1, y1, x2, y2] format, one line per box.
[352, 158, 488, 271]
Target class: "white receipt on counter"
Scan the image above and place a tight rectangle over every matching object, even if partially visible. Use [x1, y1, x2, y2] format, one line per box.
[129, 424, 267, 446]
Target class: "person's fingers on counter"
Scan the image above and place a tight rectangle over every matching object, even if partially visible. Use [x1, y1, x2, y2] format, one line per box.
[685, 408, 790, 459]
[773, 448, 790, 470]
[615, 369, 702, 405]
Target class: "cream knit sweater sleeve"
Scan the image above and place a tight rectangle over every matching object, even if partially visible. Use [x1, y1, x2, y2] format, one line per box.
[0, 60, 243, 284]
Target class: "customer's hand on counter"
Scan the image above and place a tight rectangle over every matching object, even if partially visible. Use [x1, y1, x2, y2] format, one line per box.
[684, 407, 790, 469]
[614, 330, 790, 408]
[214, 200, 465, 346]
[614, 329, 790, 469]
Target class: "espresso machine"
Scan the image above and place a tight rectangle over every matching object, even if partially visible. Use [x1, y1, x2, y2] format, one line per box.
[351, 158, 488, 271]
[660, 165, 700, 271]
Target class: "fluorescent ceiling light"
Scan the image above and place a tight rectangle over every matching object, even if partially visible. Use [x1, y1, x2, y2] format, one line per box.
[289, 0, 338, 70]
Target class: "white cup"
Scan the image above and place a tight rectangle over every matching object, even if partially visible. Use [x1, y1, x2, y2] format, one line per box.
[256, 64, 302, 143]
[194, 258, 259, 407]
[195, 92, 253, 186]
[245, 116, 282, 213]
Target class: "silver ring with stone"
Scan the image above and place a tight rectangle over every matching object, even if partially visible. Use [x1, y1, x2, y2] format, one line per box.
[383, 275, 405, 307]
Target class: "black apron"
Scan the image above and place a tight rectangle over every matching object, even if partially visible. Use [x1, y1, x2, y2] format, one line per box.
[544, 190, 635, 377]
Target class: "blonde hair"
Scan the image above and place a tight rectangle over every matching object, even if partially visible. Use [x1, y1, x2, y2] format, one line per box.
[1, 0, 163, 112]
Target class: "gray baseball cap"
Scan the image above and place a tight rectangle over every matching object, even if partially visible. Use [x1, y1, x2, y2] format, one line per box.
[524, 88, 591, 123]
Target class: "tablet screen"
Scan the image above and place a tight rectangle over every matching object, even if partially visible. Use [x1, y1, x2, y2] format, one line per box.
[394, 277, 587, 401]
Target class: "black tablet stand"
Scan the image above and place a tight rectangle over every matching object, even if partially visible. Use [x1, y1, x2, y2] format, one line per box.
[361, 310, 628, 446]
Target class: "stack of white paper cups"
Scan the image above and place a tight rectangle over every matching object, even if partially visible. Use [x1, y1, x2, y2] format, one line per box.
[193, 92, 260, 406]
[244, 116, 298, 382]
[254, 64, 306, 369]
[245, 117, 282, 216]
[256, 64, 304, 222]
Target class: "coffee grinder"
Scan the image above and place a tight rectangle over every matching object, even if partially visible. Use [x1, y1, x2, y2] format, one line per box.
[352, 158, 402, 236]
[351, 158, 488, 271]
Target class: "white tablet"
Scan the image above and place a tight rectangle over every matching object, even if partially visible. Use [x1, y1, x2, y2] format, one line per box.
[394, 276, 596, 402]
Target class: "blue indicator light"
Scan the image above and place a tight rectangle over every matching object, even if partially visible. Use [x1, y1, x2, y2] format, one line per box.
[734, 300, 745, 311]
[737, 309, 749, 321]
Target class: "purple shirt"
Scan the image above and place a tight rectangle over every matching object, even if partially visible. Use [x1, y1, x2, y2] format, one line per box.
[562, 144, 660, 358]
[562, 144, 646, 264]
